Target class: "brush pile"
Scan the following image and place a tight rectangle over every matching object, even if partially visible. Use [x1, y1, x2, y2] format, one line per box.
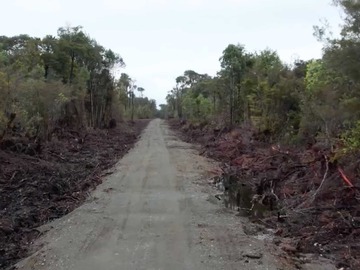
[169, 119, 360, 269]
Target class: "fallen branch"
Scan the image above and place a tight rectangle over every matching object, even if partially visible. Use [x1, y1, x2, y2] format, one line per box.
[9, 171, 18, 181]
[270, 180, 279, 202]
[311, 155, 329, 202]
[215, 126, 226, 140]
[338, 167, 354, 187]
[100, 171, 115, 177]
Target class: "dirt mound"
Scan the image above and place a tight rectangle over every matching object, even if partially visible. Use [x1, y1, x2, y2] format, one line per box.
[169, 119, 360, 269]
[0, 120, 149, 270]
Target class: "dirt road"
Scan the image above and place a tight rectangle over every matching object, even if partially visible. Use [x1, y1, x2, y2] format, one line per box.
[16, 119, 286, 270]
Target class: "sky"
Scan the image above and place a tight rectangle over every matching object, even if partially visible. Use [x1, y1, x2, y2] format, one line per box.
[0, 0, 344, 105]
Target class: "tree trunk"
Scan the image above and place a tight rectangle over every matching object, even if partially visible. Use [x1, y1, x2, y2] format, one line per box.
[44, 65, 49, 79]
[230, 74, 234, 127]
[99, 105, 104, 128]
[90, 81, 95, 128]
[131, 93, 134, 121]
[177, 91, 183, 119]
[213, 93, 216, 113]
[69, 51, 75, 84]
[124, 90, 128, 110]
[128, 91, 132, 112]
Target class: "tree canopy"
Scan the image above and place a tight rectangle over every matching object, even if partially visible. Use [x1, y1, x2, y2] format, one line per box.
[0, 26, 156, 141]
[164, 1, 360, 155]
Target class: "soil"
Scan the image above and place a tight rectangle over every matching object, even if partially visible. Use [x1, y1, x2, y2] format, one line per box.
[169, 119, 360, 270]
[0, 120, 150, 270]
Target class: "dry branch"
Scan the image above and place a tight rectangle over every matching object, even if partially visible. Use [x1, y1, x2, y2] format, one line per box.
[311, 155, 329, 202]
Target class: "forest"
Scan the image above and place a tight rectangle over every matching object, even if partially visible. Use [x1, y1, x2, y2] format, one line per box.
[163, 0, 360, 156]
[0, 25, 157, 142]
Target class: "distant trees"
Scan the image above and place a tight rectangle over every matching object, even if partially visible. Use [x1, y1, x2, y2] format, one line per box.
[166, 49, 303, 139]
[116, 76, 156, 121]
[164, 1, 360, 154]
[137, 87, 145, 97]
[156, 104, 168, 119]
[0, 26, 156, 142]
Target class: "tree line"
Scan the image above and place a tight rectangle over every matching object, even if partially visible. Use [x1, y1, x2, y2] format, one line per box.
[163, 0, 360, 155]
[0, 26, 157, 142]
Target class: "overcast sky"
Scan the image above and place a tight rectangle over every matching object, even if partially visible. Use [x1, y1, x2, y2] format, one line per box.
[1, 0, 344, 105]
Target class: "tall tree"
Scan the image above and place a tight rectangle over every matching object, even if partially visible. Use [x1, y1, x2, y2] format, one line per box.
[137, 87, 145, 97]
[219, 44, 250, 125]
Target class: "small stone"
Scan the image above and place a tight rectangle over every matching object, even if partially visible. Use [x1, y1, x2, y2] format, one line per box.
[243, 251, 263, 259]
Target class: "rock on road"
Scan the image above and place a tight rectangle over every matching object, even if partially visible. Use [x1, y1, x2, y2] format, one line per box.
[16, 119, 285, 270]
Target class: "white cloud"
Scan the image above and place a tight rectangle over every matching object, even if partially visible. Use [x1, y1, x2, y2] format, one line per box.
[14, 0, 62, 12]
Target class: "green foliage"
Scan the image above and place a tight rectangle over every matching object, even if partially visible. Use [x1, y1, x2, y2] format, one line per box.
[0, 25, 152, 141]
[341, 120, 360, 154]
[164, 33, 359, 153]
[156, 104, 168, 119]
[220, 44, 248, 76]
[182, 90, 212, 120]
[160, 0, 360, 156]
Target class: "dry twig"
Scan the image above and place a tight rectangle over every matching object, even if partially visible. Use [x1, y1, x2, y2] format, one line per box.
[311, 155, 329, 202]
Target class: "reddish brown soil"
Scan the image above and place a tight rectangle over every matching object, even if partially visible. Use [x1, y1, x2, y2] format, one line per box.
[169, 119, 360, 270]
[0, 120, 149, 270]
